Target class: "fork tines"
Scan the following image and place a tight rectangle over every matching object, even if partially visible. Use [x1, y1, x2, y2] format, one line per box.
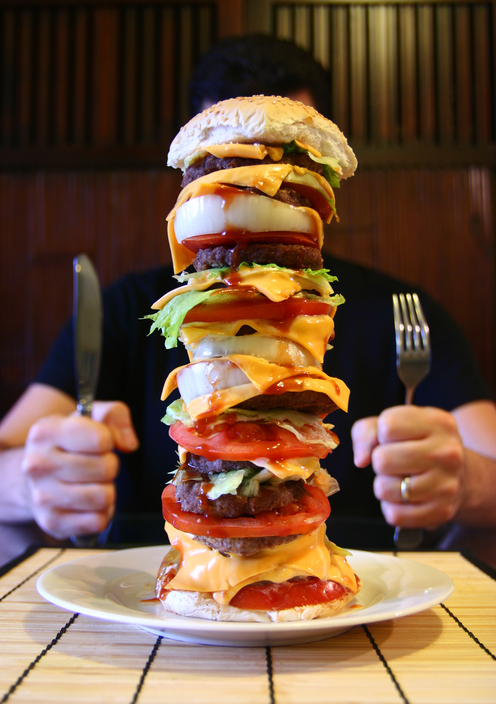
[393, 293, 430, 356]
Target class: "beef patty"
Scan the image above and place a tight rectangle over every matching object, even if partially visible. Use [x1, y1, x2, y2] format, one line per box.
[194, 242, 323, 271]
[174, 477, 306, 519]
[181, 153, 324, 187]
[194, 533, 301, 557]
[236, 390, 338, 416]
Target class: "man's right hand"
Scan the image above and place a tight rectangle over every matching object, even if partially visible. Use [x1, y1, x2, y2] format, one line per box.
[21, 401, 139, 539]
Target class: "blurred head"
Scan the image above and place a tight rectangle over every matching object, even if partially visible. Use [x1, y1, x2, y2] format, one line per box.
[189, 34, 332, 118]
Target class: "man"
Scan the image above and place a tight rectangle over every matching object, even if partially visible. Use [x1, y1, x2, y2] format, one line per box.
[1, 35, 495, 562]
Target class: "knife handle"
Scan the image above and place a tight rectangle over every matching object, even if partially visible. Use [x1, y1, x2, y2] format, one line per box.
[69, 402, 111, 548]
[77, 400, 93, 416]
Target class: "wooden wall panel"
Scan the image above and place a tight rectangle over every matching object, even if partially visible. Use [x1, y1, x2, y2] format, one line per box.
[324, 167, 496, 394]
[0, 169, 181, 415]
[0, 0, 495, 417]
[248, 0, 496, 165]
[1, 166, 494, 419]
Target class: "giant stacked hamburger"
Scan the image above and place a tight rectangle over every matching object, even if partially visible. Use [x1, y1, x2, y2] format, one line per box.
[148, 95, 360, 622]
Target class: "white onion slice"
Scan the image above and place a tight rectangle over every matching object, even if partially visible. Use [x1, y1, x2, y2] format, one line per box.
[177, 360, 249, 405]
[174, 193, 316, 244]
[191, 335, 320, 368]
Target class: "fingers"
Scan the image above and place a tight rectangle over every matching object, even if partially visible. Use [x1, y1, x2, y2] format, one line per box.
[353, 406, 465, 530]
[351, 417, 379, 467]
[20, 401, 138, 540]
[373, 472, 461, 529]
[91, 401, 139, 453]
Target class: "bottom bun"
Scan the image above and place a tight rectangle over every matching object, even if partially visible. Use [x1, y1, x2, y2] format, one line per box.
[158, 586, 358, 623]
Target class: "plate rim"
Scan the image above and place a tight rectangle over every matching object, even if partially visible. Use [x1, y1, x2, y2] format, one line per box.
[36, 545, 454, 638]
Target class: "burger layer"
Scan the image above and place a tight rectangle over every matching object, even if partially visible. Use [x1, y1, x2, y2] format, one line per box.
[174, 475, 306, 519]
[180, 152, 325, 187]
[192, 533, 300, 557]
[162, 355, 350, 419]
[157, 522, 359, 608]
[194, 243, 323, 271]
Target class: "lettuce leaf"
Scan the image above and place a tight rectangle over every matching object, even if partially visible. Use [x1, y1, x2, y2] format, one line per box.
[283, 140, 341, 189]
[145, 289, 214, 349]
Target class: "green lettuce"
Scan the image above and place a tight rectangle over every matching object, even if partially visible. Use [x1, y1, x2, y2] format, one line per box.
[283, 140, 341, 189]
[144, 289, 213, 348]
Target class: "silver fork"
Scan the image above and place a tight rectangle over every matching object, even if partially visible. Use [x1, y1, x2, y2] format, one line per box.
[392, 293, 431, 550]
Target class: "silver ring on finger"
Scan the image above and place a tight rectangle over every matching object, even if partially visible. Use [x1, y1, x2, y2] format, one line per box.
[400, 476, 412, 503]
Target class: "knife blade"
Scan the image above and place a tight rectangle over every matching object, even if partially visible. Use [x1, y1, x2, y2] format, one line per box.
[70, 254, 108, 547]
[73, 254, 102, 417]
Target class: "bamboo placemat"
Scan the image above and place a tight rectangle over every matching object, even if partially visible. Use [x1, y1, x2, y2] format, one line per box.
[0, 548, 495, 704]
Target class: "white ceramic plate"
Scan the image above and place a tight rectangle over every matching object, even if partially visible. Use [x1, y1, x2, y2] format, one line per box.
[37, 546, 453, 647]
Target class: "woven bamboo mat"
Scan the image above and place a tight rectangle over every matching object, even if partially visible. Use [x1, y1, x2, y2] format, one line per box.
[0, 548, 494, 704]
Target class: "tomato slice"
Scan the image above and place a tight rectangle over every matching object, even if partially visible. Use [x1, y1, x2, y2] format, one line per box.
[230, 576, 346, 610]
[169, 421, 333, 461]
[161, 483, 330, 538]
[181, 231, 319, 253]
[183, 295, 332, 324]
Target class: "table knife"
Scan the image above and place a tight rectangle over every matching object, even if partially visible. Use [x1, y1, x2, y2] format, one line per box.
[70, 254, 108, 547]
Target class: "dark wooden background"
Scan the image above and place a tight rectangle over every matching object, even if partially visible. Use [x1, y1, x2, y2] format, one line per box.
[1, 0, 495, 418]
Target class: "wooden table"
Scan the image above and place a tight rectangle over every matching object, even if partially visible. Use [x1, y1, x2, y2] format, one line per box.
[1, 548, 495, 704]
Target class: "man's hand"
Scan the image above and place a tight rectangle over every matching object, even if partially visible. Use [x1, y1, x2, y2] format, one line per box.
[352, 406, 465, 530]
[21, 401, 139, 539]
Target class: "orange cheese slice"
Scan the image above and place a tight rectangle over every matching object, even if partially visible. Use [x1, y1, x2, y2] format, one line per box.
[180, 316, 335, 365]
[165, 522, 359, 605]
[162, 354, 349, 419]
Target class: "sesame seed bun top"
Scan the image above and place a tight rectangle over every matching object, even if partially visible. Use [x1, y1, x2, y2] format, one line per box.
[167, 95, 357, 179]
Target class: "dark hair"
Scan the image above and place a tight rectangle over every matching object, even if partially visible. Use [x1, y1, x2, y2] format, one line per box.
[189, 34, 332, 118]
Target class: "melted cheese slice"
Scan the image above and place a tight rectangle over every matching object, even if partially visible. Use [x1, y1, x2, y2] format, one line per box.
[177, 449, 328, 482]
[180, 315, 335, 365]
[253, 456, 322, 481]
[165, 522, 359, 605]
[166, 165, 327, 273]
[162, 354, 349, 419]
[199, 144, 285, 161]
[151, 264, 335, 309]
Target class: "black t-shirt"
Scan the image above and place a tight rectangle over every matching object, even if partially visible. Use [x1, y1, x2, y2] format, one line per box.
[35, 256, 491, 545]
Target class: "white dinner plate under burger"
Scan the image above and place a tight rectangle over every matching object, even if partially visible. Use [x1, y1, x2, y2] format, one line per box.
[37, 546, 454, 647]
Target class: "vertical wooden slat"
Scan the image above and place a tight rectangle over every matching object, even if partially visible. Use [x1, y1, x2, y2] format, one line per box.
[399, 4, 418, 143]
[293, 5, 311, 50]
[92, 7, 119, 146]
[436, 4, 455, 143]
[141, 5, 156, 143]
[368, 5, 390, 143]
[312, 5, 329, 70]
[330, 5, 350, 135]
[18, 9, 33, 146]
[473, 4, 493, 142]
[417, 4, 436, 142]
[349, 5, 368, 141]
[72, 7, 89, 145]
[122, 6, 138, 145]
[274, 5, 293, 40]
[35, 8, 51, 146]
[454, 5, 473, 143]
[177, 5, 193, 126]
[1, 9, 16, 145]
[386, 5, 399, 143]
[158, 5, 176, 138]
[54, 7, 70, 144]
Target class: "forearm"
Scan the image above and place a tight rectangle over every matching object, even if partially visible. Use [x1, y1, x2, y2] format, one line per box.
[455, 448, 496, 529]
[0, 446, 34, 523]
